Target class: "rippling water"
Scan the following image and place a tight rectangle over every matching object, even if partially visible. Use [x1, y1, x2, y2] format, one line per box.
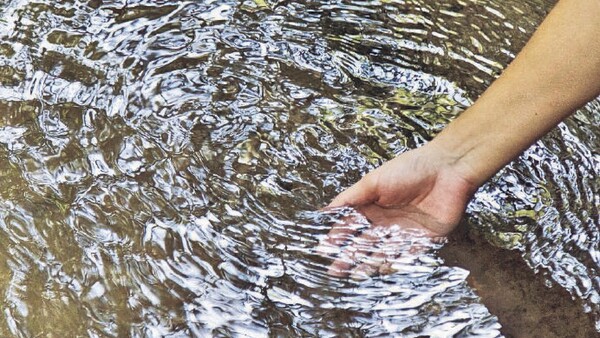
[0, 0, 597, 336]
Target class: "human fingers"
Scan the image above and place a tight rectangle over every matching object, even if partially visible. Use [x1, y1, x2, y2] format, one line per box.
[349, 227, 441, 279]
[349, 250, 387, 280]
[327, 228, 380, 277]
[347, 228, 410, 279]
[315, 213, 368, 257]
[327, 174, 377, 208]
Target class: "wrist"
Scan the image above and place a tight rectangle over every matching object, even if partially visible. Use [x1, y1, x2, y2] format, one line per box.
[426, 107, 496, 189]
[420, 138, 482, 195]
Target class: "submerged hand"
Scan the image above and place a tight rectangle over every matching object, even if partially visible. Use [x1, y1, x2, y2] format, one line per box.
[318, 143, 478, 278]
[316, 0, 600, 279]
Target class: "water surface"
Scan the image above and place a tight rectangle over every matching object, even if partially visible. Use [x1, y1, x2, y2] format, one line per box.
[0, 0, 598, 336]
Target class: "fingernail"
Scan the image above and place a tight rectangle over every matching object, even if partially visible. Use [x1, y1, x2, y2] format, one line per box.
[351, 268, 376, 280]
[350, 270, 370, 281]
[379, 262, 395, 275]
[315, 243, 341, 257]
[350, 263, 378, 280]
[327, 266, 348, 277]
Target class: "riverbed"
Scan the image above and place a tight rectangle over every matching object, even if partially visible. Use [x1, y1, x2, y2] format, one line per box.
[0, 0, 598, 336]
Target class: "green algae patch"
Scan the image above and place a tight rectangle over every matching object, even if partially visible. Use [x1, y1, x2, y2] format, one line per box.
[111, 5, 179, 23]
[47, 30, 84, 48]
[0, 66, 25, 86]
[36, 50, 106, 86]
[240, 0, 272, 12]
[0, 43, 15, 58]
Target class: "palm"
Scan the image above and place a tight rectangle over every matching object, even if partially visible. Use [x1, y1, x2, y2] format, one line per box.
[318, 146, 477, 278]
[363, 154, 473, 235]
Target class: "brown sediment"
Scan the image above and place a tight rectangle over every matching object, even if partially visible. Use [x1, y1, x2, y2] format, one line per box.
[439, 224, 599, 338]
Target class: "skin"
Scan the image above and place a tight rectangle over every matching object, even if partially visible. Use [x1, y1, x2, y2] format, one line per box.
[318, 0, 600, 278]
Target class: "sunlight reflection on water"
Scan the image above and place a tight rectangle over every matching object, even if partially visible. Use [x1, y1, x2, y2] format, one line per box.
[0, 0, 597, 336]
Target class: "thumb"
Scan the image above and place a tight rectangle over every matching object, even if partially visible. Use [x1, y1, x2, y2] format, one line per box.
[327, 175, 378, 208]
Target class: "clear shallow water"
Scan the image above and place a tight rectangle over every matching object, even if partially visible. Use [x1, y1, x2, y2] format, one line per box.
[0, 0, 597, 336]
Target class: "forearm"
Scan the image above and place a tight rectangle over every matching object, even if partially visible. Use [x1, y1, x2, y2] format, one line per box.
[430, 0, 600, 187]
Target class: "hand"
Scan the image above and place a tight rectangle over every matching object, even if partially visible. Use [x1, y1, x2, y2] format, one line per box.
[317, 143, 478, 278]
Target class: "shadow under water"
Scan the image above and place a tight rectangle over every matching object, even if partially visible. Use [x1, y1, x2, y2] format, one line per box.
[0, 0, 597, 336]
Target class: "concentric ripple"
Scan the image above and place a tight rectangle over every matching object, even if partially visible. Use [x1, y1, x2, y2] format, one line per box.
[0, 0, 597, 336]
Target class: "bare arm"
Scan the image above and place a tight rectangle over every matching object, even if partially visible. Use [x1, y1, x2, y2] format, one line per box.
[321, 0, 600, 277]
[434, 0, 600, 187]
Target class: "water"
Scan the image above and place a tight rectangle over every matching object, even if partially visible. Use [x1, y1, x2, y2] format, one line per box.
[0, 0, 597, 336]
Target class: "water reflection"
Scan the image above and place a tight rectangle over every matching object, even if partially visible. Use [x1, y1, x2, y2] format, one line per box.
[0, 0, 597, 336]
